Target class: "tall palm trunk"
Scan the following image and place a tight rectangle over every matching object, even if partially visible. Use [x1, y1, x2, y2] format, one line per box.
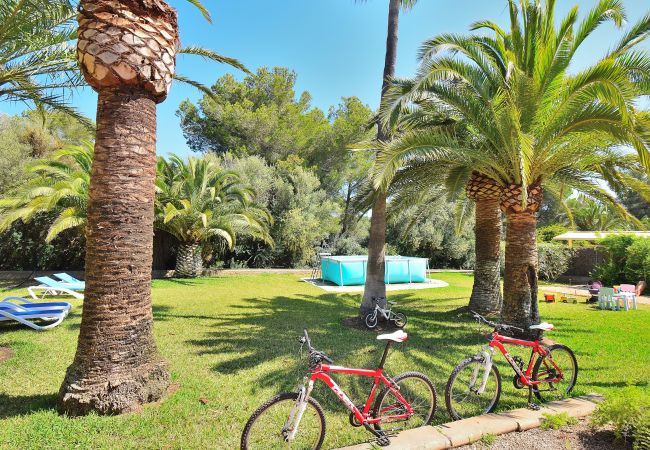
[59, 0, 178, 415]
[176, 243, 203, 278]
[361, 0, 401, 317]
[466, 173, 503, 314]
[500, 183, 543, 335]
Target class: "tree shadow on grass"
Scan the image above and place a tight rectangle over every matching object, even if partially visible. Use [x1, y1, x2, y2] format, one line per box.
[0, 393, 57, 419]
[185, 291, 487, 417]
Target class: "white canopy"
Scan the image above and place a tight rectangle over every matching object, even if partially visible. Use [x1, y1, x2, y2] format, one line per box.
[552, 231, 650, 247]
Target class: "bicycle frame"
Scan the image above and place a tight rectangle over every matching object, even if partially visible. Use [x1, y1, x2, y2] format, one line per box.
[488, 332, 564, 387]
[310, 363, 413, 425]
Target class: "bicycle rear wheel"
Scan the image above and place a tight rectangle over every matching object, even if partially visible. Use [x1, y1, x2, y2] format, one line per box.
[372, 371, 437, 431]
[241, 392, 326, 450]
[532, 344, 578, 402]
[445, 356, 501, 420]
[392, 312, 407, 328]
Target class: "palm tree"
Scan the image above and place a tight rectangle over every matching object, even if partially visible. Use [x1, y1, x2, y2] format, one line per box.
[155, 155, 272, 278]
[376, 0, 650, 332]
[358, 0, 419, 319]
[0, 143, 91, 241]
[58, 0, 248, 416]
[0, 0, 86, 120]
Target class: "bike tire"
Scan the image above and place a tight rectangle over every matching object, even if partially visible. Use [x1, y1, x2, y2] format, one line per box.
[372, 371, 437, 431]
[365, 312, 378, 329]
[241, 392, 326, 450]
[392, 312, 407, 328]
[445, 356, 502, 420]
[532, 344, 578, 402]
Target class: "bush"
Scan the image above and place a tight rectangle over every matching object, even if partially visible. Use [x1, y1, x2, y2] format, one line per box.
[537, 224, 569, 243]
[591, 235, 637, 285]
[591, 388, 650, 449]
[625, 239, 650, 282]
[537, 243, 573, 281]
[541, 412, 578, 430]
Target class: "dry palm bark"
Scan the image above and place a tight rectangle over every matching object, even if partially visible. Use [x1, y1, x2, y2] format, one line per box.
[466, 172, 503, 315]
[500, 182, 544, 335]
[58, 0, 178, 415]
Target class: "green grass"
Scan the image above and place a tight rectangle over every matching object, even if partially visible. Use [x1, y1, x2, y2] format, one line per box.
[0, 272, 648, 449]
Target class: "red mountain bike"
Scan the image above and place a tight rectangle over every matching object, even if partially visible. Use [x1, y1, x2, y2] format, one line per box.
[445, 311, 578, 420]
[241, 329, 437, 449]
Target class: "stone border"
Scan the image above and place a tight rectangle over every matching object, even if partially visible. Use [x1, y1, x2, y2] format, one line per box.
[336, 394, 603, 450]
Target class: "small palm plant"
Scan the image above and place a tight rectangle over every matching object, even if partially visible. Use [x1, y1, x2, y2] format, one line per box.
[0, 142, 91, 241]
[155, 155, 273, 278]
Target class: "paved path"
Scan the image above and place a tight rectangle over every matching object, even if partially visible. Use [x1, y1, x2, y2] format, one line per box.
[336, 394, 602, 450]
[301, 278, 449, 293]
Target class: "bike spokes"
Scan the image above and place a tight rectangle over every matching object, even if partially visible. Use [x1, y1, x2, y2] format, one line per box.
[374, 373, 436, 430]
[446, 358, 501, 420]
[532, 345, 577, 402]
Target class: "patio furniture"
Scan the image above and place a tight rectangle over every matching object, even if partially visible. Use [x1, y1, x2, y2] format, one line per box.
[27, 276, 84, 300]
[614, 284, 637, 311]
[598, 287, 616, 310]
[0, 297, 71, 331]
[53, 273, 85, 288]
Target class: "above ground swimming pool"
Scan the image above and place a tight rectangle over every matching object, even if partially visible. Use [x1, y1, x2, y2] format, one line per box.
[321, 255, 428, 286]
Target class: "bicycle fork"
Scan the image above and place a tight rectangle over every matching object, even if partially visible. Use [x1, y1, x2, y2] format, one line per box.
[283, 379, 314, 442]
[471, 348, 494, 395]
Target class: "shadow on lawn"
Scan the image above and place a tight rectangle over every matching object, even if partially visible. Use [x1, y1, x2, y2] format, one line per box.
[186, 291, 482, 414]
[0, 393, 57, 420]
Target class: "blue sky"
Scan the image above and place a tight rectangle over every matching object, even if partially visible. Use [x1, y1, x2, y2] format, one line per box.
[2, 0, 649, 156]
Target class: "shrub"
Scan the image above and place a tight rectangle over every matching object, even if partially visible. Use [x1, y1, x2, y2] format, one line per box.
[541, 412, 578, 430]
[537, 224, 569, 243]
[537, 243, 573, 281]
[591, 388, 650, 449]
[624, 238, 650, 282]
[591, 235, 637, 285]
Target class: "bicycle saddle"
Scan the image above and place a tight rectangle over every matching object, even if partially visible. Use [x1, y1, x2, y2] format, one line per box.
[529, 322, 555, 331]
[377, 330, 408, 342]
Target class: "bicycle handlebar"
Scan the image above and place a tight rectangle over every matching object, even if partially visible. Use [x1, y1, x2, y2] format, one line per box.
[470, 310, 525, 333]
[298, 329, 334, 365]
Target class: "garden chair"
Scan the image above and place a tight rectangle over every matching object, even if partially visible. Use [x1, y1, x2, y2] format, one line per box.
[27, 276, 84, 301]
[53, 273, 85, 288]
[598, 287, 616, 310]
[0, 297, 71, 331]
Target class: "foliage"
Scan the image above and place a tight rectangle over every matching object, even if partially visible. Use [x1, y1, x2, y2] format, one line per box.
[537, 224, 569, 243]
[540, 412, 578, 430]
[537, 243, 573, 281]
[154, 154, 272, 249]
[0, 272, 649, 448]
[568, 197, 630, 231]
[224, 155, 339, 268]
[624, 238, 650, 282]
[0, 0, 87, 120]
[591, 388, 650, 448]
[178, 67, 330, 163]
[479, 433, 497, 446]
[0, 143, 91, 242]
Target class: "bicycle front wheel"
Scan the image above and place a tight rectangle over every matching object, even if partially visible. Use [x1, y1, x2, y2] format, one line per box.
[365, 312, 378, 329]
[445, 356, 501, 420]
[241, 392, 326, 450]
[372, 371, 437, 431]
[532, 344, 578, 402]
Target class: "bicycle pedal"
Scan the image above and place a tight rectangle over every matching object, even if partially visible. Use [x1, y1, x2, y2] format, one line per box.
[369, 436, 391, 447]
[527, 402, 541, 411]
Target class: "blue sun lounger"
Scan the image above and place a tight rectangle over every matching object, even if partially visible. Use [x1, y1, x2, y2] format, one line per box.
[53, 273, 85, 288]
[27, 276, 85, 300]
[0, 297, 72, 331]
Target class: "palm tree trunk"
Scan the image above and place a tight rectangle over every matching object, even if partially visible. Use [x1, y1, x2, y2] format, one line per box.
[502, 211, 540, 333]
[361, 0, 401, 317]
[175, 243, 203, 278]
[59, 88, 169, 415]
[468, 197, 502, 314]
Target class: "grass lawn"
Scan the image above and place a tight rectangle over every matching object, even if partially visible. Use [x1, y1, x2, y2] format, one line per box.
[1, 272, 648, 449]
